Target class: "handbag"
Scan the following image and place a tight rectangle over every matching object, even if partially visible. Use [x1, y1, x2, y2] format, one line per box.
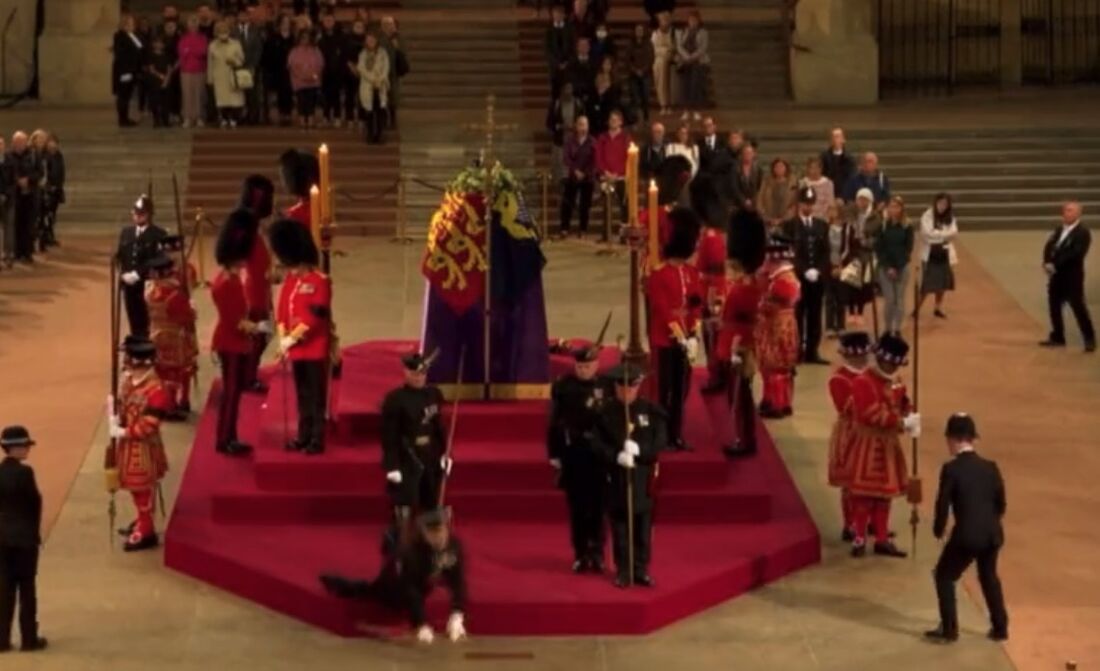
[233, 68, 254, 90]
[840, 258, 864, 288]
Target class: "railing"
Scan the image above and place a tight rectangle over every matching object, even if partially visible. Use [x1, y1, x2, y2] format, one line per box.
[1022, 0, 1100, 85]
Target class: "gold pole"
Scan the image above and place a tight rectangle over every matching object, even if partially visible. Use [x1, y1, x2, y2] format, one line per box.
[540, 171, 549, 241]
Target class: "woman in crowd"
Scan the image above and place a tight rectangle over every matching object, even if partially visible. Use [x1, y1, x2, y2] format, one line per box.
[262, 13, 295, 126]
[676, 10, 709, 122]
[730, 143, 763, 214]
[650, 11, 676, 117]
[161, 18, 183, 122]
[874, 196, 915, 336]
[39, 134, 65, 250]
[111, 14, 145, 127]
[379, 16, 405, 129]
[799, 156, 834, 220]
[756, 157, 796, 231]
[178, 14, 209, 128]
[207, 20, 246, 128]
[588, 72, 620, 136]
[916, 192, 958, 319]
[824, 204, 856, 337]
[317, 12, 346, 127]
[288, 29, 324, 128]
[842, 188, 881, 325]
[342, 20, 367, 130]
[357, 32, 390, 145]
[625, 23, 654, 123]
[547, 82, 585, 184]
[666, 123, 699, 177]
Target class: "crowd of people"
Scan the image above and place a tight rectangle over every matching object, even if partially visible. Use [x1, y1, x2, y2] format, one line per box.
[111, 2, 408, 143]
[0, 130, 66, 267]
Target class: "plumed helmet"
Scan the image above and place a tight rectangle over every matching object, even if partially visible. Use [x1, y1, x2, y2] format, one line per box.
[727, 207, 767, 273]
[268, 217, 319, 267]
[238, 174, 275, 219]
[654, 155, 693, 206]
[690, 177, 725, 230]
[663, 206, 701, 260]
[216, 209, 256, 267]
[279, 149, 320, 199]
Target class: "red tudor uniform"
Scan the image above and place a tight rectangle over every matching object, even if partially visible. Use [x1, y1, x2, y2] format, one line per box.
[145, 268, 198, 414]
[115, 360, 171, 550]
[754, 253, 800, 417]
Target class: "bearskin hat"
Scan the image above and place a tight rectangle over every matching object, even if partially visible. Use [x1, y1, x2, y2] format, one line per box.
[238, 174, 275, 219]
[269, 217, 319, 267]
[689, 177, 725, 230]
[727, 207, 767, 273]
[663, 206, 701, 260]
[279, 149, 320, 199]
[216, 209, 255, 267]
[654, 155, 693, 206]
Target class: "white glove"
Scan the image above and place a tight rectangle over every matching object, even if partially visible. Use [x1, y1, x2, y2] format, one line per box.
[549, 458, 562, 470]
[255, 320, 273, 335]
[902, 412, 921, 437]
[416, 624, 434, 644]
[108, 416, 126, 440]
[386, 470, 402, 484]
[441, 456, 453, 476]
[119, 73, 133, 83]
[624, 439, 640, 457]
[730, 352, 743, 367]
[278, 336, 296, 355]
[617, 451, 635, 469]
[683, 336, 700, 362]
[446, 612, 467, 642]
[121, 271, 141, 285]
[805, 268, 821, 283]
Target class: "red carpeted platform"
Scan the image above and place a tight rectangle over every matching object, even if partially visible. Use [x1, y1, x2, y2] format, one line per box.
[164, 340, 820, 636]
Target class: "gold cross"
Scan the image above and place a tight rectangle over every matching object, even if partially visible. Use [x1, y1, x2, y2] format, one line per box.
[462, 94, 517, 184]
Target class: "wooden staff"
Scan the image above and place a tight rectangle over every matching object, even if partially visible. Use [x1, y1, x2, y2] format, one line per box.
[105, 255, 121, 548]
[907, 273, 923, 558]
[616, 336, 635, 586]
[436, 346, 466, 509]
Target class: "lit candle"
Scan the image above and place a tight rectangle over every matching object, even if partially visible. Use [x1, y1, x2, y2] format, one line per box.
[318, 143, 330, 223]
[309, 184, 322, 253]
[647, 179, 659, 272]
[626, 143, 639, 225]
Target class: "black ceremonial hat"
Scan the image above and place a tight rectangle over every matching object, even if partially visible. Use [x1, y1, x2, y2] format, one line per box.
[145, 252, 175, 272]
[401, 348, 439, 373]
[728, 207, 767, 273]
[122, 335, 157, 360]
[417, 508, 450, 529]
[132, 193, 154, 215]
[663, 206, 701, 260]
[279, 148, 320, 199]
[239, 174, 275, 219]
[608, 363, 645, 386]
[269, 217, 319, 267]
[216, 209, 255, 267]
[838, 331, 871, 356]
[689, 177, 725, 230]
[797, 185, 817, 205]
[654, 155, 693, 206]
[875, 333, 910, 365]
[765, 232, 795, 260]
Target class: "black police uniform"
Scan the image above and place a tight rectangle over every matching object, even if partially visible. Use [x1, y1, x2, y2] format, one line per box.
[547, 371, 610, 570]
[115, 196, 167, 337]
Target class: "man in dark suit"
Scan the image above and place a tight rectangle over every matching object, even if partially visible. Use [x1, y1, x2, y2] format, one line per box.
[544, 4, 575, 96]
[0, 426, 47, 652]
[925, 414, 1009, 644]
[640, 121, 667, 182]
[116, 194, 168, 337]
[565, 38, 598, 107]
[783, 186, 831, 364]
[235, 6, 267, 125]
[1040, 201, 1096, 352]
[697, 116, 734, 213]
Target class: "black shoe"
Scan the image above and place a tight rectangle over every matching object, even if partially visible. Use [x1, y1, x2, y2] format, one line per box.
[302, 442, 325, 456]
[572, 559, 585, 574]
[634, 573, 654, 587]
[613, 574, 631, 589]
[841, 528, 854, 542]
[873, 541, 908, 558]
[923, 626, 958, 643]
[117, 521, 137, 537]
[1086, 341, 1097, 353]
[20, 637, 47, 652]
[285, 439, 304, 452]
[588, 556, 605, 574]
[245, 381, 269, 394]
[123, 532, 159, 552]
[723, 444, 755, 459]
[1039, 339, 1066, 348]
[933, 309, 947, 319]
[758, 404, 783, 419]
[217, 441, 253, 457]
[781, 406, 793, 417]
[672, 439, 693, 452]
[850, 543, 866, 557]
[987, 628, 1008, 642]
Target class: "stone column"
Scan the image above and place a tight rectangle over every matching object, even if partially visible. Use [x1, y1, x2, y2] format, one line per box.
[0, 0, 37, 95]
[789, 0, 879, 105]
[37, 0, 118, 104]
[1000, 0, 1023, 87]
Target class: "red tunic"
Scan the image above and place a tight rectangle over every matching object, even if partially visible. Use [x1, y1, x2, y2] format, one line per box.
[211, 270, 252, 354]
[276, 269, 332, 362]
[285, 199, 311, 232]
[695, 228, 728, 309]
[847, 368, 910, 499]
[716, 273, 760, 361]
[646, 261, 703, 349]
[753, 264, 800, 371]
[827, 366, 862, 487]
[244, 236, 272, 316]
[115, 369, 171, 491]
[145, 278, 198, 391]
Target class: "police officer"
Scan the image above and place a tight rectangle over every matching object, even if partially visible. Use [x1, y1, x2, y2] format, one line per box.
[0, 426, 48, 652]
[548, 342, 610, 574]
[592, 363, 668, 588]
[115, 194, 167, 337]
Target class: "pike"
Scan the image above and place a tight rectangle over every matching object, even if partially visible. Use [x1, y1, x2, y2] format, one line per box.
[616, 335, 635, 587]
[907, 274, 924, 558]
[105, 254, 122, 549]
[171, 173, 199, 394]
[435, 346, 462, 509]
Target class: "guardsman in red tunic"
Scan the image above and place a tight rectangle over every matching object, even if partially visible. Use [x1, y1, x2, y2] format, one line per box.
[690, 177, 728, 385]
[646, 207, 703, 451]
[638, 155, 693, 272]
[107, 336, 171, 552]
[210, 217, 266, 457]
[754, 234, 801, 418]
[271, 218, 332, 455]
[279, 148, 320, 232]
[847, 333, 920, 558]
[144, 247, 198, 419]
[236, 174, 276, 393]
[827, 331, 872, 539]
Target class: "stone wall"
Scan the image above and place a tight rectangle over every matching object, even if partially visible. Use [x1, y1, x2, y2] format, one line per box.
[37, 0, 118, 104]
[0, 0, 37, 96]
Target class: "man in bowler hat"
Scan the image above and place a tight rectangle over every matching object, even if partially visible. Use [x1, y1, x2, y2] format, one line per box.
[0, 426, 47, 652]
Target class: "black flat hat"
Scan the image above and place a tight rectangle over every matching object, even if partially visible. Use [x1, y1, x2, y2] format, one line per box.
[145, 252, 175, 272]
[839, 331, 871, 356]
[571, 345, 600, 363]
[945, 413, 978, 440]
[122, 335, 157, 360]
[0, 425, 35, 449]
[608, 363, 645, 386]
[401, 348, 438, 373]
[875, 333, 910, 365]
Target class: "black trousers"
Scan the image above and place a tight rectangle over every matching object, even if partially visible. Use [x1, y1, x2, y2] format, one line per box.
[122, 281, 150, 337]
[216, 351, 248, 448]
[656, 345, 691, 445]
[116, 80, 135, 124]
[388, 459, 444, 511]
[148, 85, 170, 127]
[560, 178, 593, 233]
[0, 546, 39, 646]
[796, 277, 825, 359]
[610, 510, 651, 578]
[244, 309, 270, 389]
[730, 370, 756, 452]
[12, 194, 35, 261]
[321, 71, 343, 120]
[934, 540, 1008, 634]
[292, 359, 328, 449]
[296, 87, 319, 118]
[825, 276, 848, 332]
[1048, 274, 1096, 345]
[562, 462, 606, 562]
[343, 77, 360, 121]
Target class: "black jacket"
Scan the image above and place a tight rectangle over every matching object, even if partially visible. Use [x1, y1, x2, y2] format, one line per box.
[377, 536, 468, 627]
[116, 223, 168, 276]
[44, 151, 66, 203]
[317, 27, 345, 75]
[112, 30, 146, 94]
[820, 148, 856, 196]
[547, 374, 609, 461]
[1043, 223, 1091, 283]
[698, 137, 735, 203]
[730, 163, 763, 212]
[591, 398, 666, 514]
[783, 215, 832, 277]
[933, 451, 1006, 549]
[4, 149, 40, 197]
[640, 142, 667, 181]
[544, 23, 576, 71]
[380, 384, 446, 483]
[0, 457, 42, 548]
[546, 97, 586, 147]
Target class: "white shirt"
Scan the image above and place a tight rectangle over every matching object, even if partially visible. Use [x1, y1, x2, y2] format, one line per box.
[704, 135, 717, 151]
[1057, 220, 1080, 246]
[955, 443, 975, 455]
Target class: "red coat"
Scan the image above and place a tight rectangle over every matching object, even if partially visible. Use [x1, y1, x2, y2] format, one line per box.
[244, 236, 272, 316]
[594, 130, 632, 179]
[695, 228, 727, 308]
[716, 273, 760, 360]
[145, 278, 198, 373]
[116, 369, 171, 491]
[285, 199, 311, 232]
[753, 265, 800, 371]
[646, 261, 703, 349]
[826, 365, 861, 487]
[211, 270, 252, 354]
[847, 368, 910, 498]
[276, 269, 332, 362]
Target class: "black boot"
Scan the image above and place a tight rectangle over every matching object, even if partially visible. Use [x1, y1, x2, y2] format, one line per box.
[873, 541, 908, 558]
[20, 636, 47, 652]
[217, 441, 253, 457]
[923, 625, 958, 643]
[123, 531, 160, 552]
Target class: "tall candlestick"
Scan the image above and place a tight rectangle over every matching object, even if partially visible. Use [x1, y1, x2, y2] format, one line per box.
[647, 179, 659, 272]
[310, 185, 322, 254]
[626, 143, 639, 225]
[318, 144, 331, 223]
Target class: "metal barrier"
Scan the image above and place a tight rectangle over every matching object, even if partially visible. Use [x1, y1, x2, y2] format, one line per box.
[1022, 0, 1100, 85]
